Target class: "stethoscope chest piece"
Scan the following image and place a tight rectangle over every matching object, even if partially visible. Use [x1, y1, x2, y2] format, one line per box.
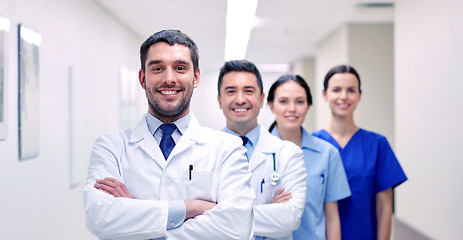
[269, 171, 280, 186]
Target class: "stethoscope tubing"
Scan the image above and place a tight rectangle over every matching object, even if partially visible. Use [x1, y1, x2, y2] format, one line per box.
[270, 153, 280, 186]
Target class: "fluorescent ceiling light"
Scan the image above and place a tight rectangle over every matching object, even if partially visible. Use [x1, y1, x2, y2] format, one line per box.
[224, 0, 258, 61]
[0, 15, 10, 32]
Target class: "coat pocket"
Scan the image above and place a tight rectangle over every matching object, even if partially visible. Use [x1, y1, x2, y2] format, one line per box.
[184, 170, 218, 202]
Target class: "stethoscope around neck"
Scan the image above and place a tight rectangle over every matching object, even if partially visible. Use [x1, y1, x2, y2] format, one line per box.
[269, 153, 280, 186]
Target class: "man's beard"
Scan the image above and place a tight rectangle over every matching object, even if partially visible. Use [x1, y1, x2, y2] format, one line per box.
[148, 94, 191, 119]
[145, 84, 193, 120]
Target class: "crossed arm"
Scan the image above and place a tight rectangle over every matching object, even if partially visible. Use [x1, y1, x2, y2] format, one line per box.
[94, 177, 216, 220]
[84, 133, 254, 240]
[271, 188, 292, 203]
[253, 149, 307, 238]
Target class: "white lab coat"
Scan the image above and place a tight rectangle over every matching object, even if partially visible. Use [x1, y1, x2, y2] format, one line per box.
[83, 113, 255, 240]
[250, 126, 307, 240]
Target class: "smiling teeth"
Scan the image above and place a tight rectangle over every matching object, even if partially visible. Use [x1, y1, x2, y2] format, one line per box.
[234, 108, 247, 112]
[161, 90, 176, 95]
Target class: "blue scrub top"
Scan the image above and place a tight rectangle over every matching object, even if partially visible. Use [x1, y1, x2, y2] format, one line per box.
[313, 129, 407, 240]
[272, 127, 351, 240]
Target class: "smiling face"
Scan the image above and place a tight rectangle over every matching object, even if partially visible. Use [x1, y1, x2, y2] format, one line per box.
[138, 42, 200, 123]
[269, 80, 310, 131]
[323, 72, 361, 118]
[218, 71, 264, 135]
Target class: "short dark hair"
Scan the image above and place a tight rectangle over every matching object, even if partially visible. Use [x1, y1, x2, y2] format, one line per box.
[217, 60, 263, 96]
[267, 74, 312, 132]
[140, 29, 199, 73]
[323, 64, 361, 93]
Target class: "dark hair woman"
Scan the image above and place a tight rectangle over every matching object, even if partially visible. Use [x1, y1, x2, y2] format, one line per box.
[313, 65, 407, 240]
[268, 74, 351, 240]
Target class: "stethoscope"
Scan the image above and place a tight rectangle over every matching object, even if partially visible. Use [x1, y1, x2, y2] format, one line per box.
[269, 153, 280, 186]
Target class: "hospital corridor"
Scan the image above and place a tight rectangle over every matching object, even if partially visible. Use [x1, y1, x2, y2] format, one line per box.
[0, 0, 461, 239]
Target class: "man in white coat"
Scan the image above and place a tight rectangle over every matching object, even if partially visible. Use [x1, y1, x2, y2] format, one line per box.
[217, 60, 307, 239]
[83, 30, 255, 240]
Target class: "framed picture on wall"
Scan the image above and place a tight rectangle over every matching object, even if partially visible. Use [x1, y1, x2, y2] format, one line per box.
[0, 16, 10, 140]
[118, 66, 140, 129]
[18, 24, 41, 160]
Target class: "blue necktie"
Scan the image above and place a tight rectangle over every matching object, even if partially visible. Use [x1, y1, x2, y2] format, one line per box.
[240, 136, 249, 160]
[240, 136, 249, 146]
[159, 124, 177, 160]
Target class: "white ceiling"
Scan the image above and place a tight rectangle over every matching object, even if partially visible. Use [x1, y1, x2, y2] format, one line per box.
[94, 0, 394, 72]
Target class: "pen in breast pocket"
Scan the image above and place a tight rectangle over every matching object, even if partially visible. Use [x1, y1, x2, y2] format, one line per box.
[260, 178, 265, 193]
[189, 165, 193, 180]
[321, 173, 325, 184]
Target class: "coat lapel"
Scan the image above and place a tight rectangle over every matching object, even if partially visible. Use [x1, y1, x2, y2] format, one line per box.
[129, 113, 207, 168]
[166, 114, 207, 163]
[129, 114, 166, 168]
[248, 126, 278, 172]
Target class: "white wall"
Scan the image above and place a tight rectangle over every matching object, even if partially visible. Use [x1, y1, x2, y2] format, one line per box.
[315, 26, 349, 130]
[190, 69, 225, 130]
[0, 0, 140, 239]
[292, 58, 317, 132]
[394, 0, 463, 239]
[349, 24, 395, 146]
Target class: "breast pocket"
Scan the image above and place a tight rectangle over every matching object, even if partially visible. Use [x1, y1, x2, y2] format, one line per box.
[184, 170, 218, 202]
[307, 175, 325, 207]
[257, 178, 278, 204]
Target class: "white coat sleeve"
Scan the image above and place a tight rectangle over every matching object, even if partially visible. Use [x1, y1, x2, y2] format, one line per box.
[167, 139, 256, 240]
[254, 145, 307, 238]
[83, 132, 170, 240]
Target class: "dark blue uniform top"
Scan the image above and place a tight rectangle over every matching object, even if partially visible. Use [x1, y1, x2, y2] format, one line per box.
[313, 129, 407, 240]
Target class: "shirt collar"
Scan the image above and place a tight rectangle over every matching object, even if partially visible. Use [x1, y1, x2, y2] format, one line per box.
[301, 127, 323, 152]
[146, 112, 191, 136]
[224, 124, 261, 147]
[271, 126, 322, 153]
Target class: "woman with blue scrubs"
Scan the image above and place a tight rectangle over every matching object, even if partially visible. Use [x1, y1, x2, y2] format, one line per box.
[267, 74, 351, 240]
[313, 65, 407, 240]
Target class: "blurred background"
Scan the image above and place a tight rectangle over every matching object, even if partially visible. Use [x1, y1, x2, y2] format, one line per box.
[0, 0, 462, 239]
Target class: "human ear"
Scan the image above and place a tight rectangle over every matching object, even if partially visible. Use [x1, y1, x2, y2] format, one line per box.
[268, 102, 275, 113]
[193, 68, 201, 88]
[217, 95, 223, 110]
[259, 92, 265, 108]
[322, 91, 328, 102]
[138, 69, 146, 89]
